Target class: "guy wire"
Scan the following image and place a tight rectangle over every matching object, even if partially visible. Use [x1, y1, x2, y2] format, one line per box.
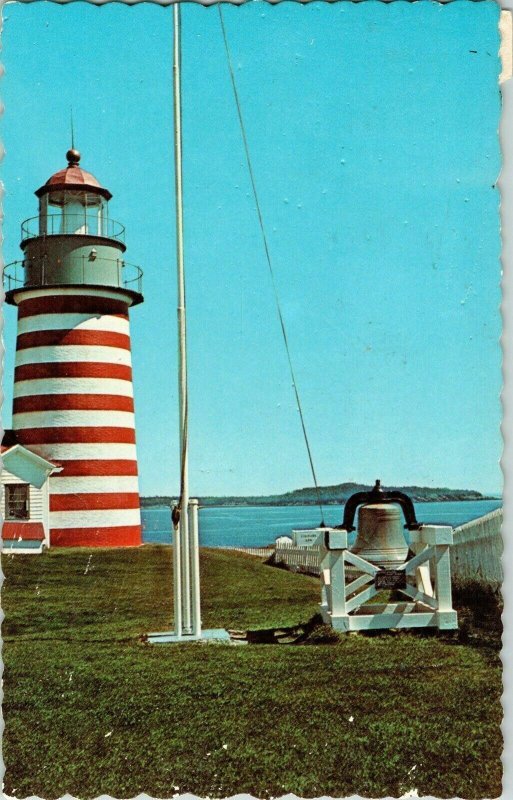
[217, 6, 326, 526]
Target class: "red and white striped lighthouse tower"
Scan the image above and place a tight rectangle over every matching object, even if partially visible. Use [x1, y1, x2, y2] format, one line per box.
[5, 148, 144, 546]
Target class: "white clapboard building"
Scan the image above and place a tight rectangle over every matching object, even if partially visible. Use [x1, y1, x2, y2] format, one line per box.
[2, 430, 61, 553]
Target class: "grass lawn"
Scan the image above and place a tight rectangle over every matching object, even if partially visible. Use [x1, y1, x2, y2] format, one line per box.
[2, 545, 502, 799]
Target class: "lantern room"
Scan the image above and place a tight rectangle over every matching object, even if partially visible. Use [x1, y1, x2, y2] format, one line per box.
[5, 148, 143, 305]
[34, 148, 115, 239]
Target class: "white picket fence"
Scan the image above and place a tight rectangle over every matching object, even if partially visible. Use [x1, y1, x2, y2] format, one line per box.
[451, 508, 503, 588]
[219, 546, 274, 558]
[273, 508, 503, 588]
[274, 544, 322, 575]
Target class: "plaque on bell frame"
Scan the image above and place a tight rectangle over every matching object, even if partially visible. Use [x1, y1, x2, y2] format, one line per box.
[374, 570, 407, 590]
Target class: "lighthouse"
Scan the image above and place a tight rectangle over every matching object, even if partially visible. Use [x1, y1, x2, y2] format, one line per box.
[5, 148, 144, 547]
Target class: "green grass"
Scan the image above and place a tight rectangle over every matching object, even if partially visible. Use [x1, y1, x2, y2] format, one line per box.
[2, 546, 502, 799]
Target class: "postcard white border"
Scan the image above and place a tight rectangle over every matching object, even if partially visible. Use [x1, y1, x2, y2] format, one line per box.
[1, 1, 510, 799]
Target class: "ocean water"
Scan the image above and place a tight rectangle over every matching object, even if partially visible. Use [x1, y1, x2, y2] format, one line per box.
[142, 499, 502, 547]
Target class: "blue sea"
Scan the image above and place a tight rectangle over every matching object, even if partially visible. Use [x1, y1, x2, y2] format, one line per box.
[142, 500, 502, 547]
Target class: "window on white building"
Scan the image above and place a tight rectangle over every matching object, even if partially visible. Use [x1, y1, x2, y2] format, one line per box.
[6, 484, 30, 520]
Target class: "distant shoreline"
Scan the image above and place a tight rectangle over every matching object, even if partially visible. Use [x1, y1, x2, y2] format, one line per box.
[141, 491, 500, 510]
[141, 499, 501, 511]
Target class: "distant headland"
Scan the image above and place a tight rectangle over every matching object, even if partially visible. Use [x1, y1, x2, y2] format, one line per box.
[141, 482, 498, 508]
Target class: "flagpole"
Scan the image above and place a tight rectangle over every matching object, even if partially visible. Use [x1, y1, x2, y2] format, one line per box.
[173, 1, 192, 635]
[146, 3, 226, 644]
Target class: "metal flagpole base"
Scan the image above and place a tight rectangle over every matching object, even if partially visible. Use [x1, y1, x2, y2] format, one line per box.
[147, 628, 231, 644]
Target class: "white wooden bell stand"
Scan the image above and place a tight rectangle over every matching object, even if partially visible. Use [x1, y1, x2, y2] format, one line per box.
[317, 527, 458, 632]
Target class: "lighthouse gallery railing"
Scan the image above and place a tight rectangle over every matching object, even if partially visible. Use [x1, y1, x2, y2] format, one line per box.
[21, 214, 126, 243]
[4, 256, 143, 295]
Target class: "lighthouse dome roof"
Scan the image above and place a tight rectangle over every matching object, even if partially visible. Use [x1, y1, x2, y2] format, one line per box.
[35, 149, 112, 201]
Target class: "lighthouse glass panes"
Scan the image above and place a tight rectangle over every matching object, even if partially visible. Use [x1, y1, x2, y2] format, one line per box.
[38, 190, 110, 238]
[6, 149, 144, 547]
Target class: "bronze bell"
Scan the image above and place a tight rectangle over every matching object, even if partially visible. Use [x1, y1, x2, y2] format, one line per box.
[351, 502, 409, 567]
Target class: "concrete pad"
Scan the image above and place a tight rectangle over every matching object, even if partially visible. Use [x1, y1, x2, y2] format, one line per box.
[147, 628, 231, 644]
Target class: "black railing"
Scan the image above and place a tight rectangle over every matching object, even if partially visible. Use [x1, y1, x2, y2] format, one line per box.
[21, 214, 126, 243]
[4, 257, 143, 295]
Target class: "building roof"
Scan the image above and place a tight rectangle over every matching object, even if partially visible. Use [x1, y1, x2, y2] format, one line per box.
[2, 444, 60, 469]
[35, 149, 112, 201]
[3, 522, 45, 541]
[2, 431, 61, 488]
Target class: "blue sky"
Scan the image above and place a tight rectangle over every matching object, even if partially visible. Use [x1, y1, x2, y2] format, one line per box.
[2, 0, 502, 497]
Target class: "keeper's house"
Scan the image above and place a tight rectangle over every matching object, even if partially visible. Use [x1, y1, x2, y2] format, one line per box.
[2, 430, 61, 553]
